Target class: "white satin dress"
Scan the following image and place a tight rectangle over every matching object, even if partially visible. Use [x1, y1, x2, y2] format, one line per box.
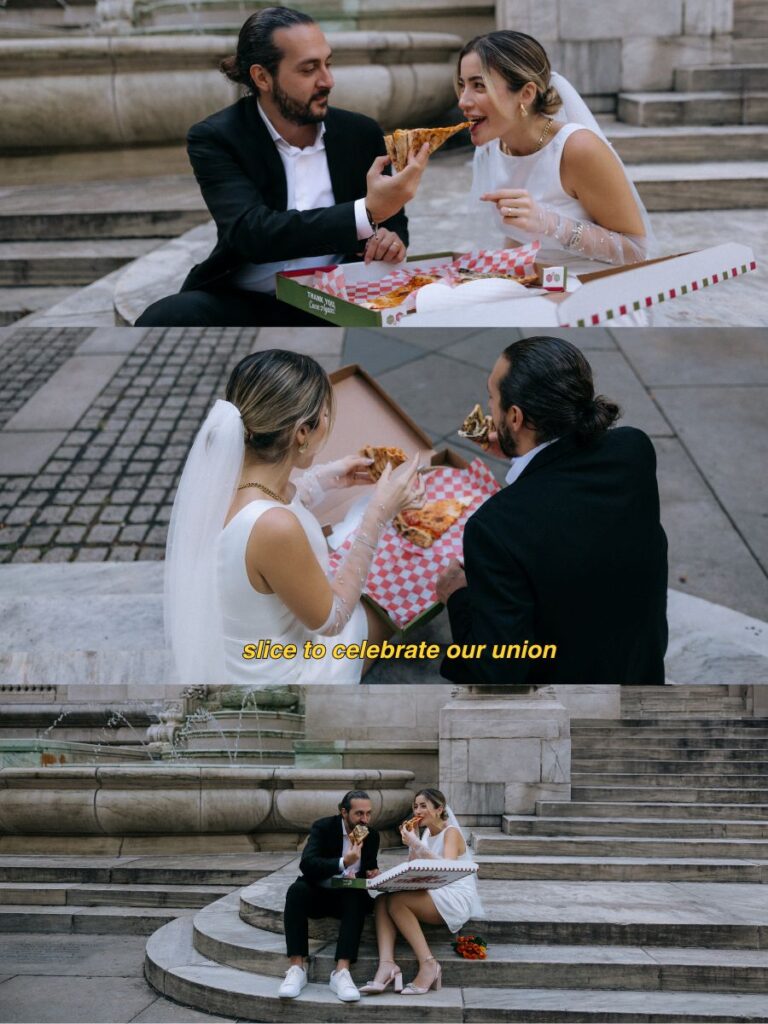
[215, 496, 367, 684]
[471, 123, 651, 324]
[421, 825, 481, 933]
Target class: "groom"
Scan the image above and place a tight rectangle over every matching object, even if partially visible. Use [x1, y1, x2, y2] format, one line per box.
[279, 790, 380, 1002]
[136, 6, 424, 327]
[437, 335, 668, 685]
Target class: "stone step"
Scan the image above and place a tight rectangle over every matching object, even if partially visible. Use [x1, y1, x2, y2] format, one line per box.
[192, 896, 768, 992]
[604, 122, 768, 164]
[0, 903, 190, 934]
[475, 855, 768, 883]
[674, 64, 768, 92]
[185, 710, 305, 731]
[0, 239, 165, 286]
[618, 90, 768, 127]
[239, 874, 768, 948]
[573, 736, 768, 749]
[538, 802, 768, 821]
[0, 852, 294, 885]
[471, 834, 768, 859]
[462, 988, 768, 1022]
[572, 773, 768, 788]
[573, 759, 768, 774]
[572, 750, 768, 763]
[0, 178, 207, 241]
[0, 285, 77, 325]
[631, 161, 768, 210]
[146, 919, 768, 1022]
[571, 786, 768, 804]
[0, 881, 232, 908]
[573, 731, 768, 742]
[502, 816, 768, 840]
[0, 648, 171, 687]
[146, 916, 464, 1022]
[574, 717, 764, 728]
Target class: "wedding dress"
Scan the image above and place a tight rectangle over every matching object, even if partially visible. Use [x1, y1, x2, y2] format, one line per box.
[216, 496, 367, 684]
[412, 819, 483, 933]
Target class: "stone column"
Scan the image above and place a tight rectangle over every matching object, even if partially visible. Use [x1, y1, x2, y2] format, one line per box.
[439, 684, 570, 826]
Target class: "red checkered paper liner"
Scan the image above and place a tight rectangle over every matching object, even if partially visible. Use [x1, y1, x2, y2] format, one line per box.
[329, 459, 500, 628]
[308, 242, 540, 309]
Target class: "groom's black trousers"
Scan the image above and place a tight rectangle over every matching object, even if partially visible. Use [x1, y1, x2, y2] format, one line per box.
[284, 877, 373, 963]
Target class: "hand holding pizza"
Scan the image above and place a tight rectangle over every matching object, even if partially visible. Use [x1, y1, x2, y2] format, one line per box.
[365, 143, 430, 224]
[373, 454, 425, 521]
[318, 455, 376, 490]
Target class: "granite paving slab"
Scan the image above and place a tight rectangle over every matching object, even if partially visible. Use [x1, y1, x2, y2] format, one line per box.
[0, 974, 159, 1023]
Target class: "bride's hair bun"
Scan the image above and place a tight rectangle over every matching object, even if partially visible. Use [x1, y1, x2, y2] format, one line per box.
[537, 84, 562, 116]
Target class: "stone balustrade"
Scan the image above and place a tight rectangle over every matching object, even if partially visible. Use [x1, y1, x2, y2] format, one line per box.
[0, 31, 463, 151]
[0, 765, 414, 835]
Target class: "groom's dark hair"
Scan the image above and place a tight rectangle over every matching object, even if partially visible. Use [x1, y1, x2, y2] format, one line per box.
[220, 7, 316, 89]
[339, 790, 370, 812]
[499, 336, 620, 444]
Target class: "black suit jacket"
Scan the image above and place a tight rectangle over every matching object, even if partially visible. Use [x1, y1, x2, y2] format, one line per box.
[441, 427, 668, 685]
[182, 98, 409, 292]
[299, 815, 380, 886]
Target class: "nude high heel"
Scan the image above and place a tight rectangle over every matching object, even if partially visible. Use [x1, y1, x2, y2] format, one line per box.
[401, 956, 441, 994]
[360, 961, 403, 995]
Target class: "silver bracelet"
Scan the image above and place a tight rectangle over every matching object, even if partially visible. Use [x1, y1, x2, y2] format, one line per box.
[566, 221, 584, 251]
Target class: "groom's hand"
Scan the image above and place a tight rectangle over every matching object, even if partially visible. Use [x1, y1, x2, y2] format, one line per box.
[436, 559, 467, 604]
[343, 842, 363, 867]
[365, 144, 430, 223]
[363, 228, 406, 265]
[366, 869, 380, 878]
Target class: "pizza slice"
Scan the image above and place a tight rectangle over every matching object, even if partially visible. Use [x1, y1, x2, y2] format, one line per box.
[384, 122, 471, 173]
[362, 274, 441, 311]
[458, 403, 493, 449]
[394, 498, 469, 548]
[361, 445, 408, 481]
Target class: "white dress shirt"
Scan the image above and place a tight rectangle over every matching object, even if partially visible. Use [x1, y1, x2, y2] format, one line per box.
[505, 438, 558, 486]
[319, 818, 363, 888]
[232, 103, 374, 293]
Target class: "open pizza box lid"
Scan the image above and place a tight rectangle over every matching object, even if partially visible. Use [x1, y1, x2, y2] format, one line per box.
[293, 364, 474, 634]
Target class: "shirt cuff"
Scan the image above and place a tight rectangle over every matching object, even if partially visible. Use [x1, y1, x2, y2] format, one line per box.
[338, 857, 345, 874]
[354, 198, 375, 241]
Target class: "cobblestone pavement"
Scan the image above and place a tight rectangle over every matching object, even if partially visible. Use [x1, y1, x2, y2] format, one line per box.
[0, 328, 91, 430]
[0, 328, 260, 564]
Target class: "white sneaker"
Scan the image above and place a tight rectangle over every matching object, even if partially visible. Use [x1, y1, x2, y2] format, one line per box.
[329, 968, 360, 1002]
[278, 965, 307, 998]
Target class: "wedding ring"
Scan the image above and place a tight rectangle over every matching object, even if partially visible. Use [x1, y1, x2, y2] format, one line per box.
[502, 206, 513, 217]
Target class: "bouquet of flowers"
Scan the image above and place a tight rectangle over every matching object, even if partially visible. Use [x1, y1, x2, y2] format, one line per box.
[452, 934, 488, 960]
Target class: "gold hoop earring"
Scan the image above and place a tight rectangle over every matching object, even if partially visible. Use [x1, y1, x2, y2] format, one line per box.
[520, 103, 528, 117]
[298, 441, 309, 453]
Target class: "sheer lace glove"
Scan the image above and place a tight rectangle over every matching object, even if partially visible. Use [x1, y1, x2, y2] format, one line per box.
[295, 456, 375, 510]
[401, 825, 438, 860]
[482, 189, 647, 266]
[315, 456, 424, 637]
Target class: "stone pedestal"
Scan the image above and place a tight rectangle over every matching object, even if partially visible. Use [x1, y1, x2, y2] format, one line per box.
[439, 684, 570, 825]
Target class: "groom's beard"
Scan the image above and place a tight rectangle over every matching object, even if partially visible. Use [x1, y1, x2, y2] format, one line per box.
[272, 80, 330, 125]
[496, 418, 519, 458]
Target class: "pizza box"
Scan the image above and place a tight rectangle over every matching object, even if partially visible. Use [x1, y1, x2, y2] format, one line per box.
[277, 242, 756, 328]
[331, 859, 478, 892]
[294, 364, 486, 636]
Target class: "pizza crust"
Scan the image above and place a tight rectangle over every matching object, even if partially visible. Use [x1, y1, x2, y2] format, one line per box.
[361, 445, 408, 481]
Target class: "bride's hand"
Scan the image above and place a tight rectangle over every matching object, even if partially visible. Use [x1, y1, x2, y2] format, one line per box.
[373, 455, 425, 521]
[321, 455, 375, 489]
[481, 189, 545, 235]
[400, 823, 420, 848]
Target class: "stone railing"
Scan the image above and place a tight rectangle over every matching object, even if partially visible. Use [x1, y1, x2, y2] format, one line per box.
[0, 31, 462, 151]
[0, 765, 413, 835]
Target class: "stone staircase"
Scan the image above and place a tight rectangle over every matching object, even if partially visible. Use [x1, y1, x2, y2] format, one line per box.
[616, 62, 768, 211]
[0, 850, 293, 935]
[0, 177, 207, 325]
[143, 696, 768, 1022]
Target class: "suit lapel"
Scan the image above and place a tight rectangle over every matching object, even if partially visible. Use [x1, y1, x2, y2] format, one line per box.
[244, 98, 288, 209]
[324, 110, 350, 203]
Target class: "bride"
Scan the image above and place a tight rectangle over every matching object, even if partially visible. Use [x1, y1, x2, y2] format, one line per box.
[164, 349, 423, 685]
[456, 31, 656, 269]
[361, 788, 482, 996]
